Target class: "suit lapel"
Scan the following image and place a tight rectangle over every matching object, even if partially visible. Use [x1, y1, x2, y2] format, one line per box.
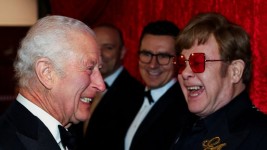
[16, 121, 61, 150]
[101, 68, 144, 118]
[133, 82, 180, 139]
[8, 101, 61, 150]
[137, 82, 180, 130]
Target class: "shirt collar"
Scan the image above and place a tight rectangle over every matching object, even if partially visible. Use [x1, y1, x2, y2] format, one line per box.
[105, 66, 123, 87]
[147, 78, 176, 103]
[16, 93, 62, 144]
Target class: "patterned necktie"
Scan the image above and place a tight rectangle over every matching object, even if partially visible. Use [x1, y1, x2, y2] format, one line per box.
[58, 125, 76, 150]
[144, 90, 154, 104]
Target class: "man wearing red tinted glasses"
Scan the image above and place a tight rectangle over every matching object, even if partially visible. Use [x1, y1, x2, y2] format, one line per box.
[171, 12, 267, 150]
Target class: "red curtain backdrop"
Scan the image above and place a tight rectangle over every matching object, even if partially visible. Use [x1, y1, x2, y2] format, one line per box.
[50, 0, 267, 113]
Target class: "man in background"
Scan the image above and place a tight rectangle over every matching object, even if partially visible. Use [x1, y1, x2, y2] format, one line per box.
[124, 20, 196, 150]
[0, 15, 105, 150]
[77, 24, 144, 150]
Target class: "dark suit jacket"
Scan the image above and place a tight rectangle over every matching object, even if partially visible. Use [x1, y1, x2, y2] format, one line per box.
[0, 101, 61, 150]
[129, 81, 196, 150]
[77, 68, 144, 150]
[172, 91, 267, 150]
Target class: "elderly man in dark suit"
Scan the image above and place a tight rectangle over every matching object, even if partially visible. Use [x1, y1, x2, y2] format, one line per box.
[0, 15, 105, 150]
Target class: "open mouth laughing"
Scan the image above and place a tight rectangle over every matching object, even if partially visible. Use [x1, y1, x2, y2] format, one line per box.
[80, 97, 92, 103]
[187, 86, 204, 97]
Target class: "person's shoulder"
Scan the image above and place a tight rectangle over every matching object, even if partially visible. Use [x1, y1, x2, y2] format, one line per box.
[118, 68, 144, 88]
[243, 110, 267, 146]
[0, 113, 19, 145]
[0, 110, 16, 131]
[244, 108, 267, 131]
[252, 109, 267, 123]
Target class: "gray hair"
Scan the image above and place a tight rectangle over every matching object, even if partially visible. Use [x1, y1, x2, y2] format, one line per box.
[14, 15, 95, 88]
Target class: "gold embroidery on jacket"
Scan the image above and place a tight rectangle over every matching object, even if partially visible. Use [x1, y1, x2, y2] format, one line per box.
[202, 137, 226, 150]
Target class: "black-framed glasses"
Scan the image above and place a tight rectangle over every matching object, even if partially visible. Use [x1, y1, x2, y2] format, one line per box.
[174, 53, 226, 74]
[138, 51, 175, 65]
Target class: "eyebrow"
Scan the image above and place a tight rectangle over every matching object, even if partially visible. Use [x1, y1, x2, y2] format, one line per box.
[140, 49, 175, 55]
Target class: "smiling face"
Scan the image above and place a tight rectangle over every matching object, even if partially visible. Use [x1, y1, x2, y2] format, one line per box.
[52, 31, 106, 125]
[177, 35, 236, 118]
[93, 26, 125, 78]
[139, 34, 176, 89]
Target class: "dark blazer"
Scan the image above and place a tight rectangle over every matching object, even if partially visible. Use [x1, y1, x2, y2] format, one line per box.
[171, 91, 267, 150]
[78, 68, 144, 150]
[0, 100, 61, 150]
[129, 81, 196, 150]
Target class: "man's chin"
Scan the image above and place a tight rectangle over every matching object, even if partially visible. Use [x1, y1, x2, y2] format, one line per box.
[71, 112, 91, 124]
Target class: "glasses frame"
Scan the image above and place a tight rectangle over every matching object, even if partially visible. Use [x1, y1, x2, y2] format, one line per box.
[174, 53, 226, 74]
[138, 51, 175, 65]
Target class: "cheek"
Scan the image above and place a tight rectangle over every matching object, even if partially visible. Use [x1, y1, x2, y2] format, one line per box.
[101, 51, 112, 62]
[200, 74, 221, 102]
[83, 77, 91, 89]
[74, 75, 91, 92]
[169, 66, 175, 75]
[57, 77, 77, 95]
[103, 51, 116, 59]
[178, 76, 188, 94]
[138, 63, 146, 73]
[162, 65, 174, 76]
[177, 75, 183, 85]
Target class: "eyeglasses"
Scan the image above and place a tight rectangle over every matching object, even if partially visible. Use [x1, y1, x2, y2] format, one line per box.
[174, 53, 226, 74]
[138, 51, 175, 65]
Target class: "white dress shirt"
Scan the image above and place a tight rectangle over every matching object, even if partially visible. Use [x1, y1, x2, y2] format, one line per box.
[124, 78, 176, 150]
[105, 66, 123, 87]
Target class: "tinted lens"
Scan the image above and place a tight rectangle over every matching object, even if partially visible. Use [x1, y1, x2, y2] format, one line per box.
[189, 53, 205, 73]
[176, 55, 186, 74]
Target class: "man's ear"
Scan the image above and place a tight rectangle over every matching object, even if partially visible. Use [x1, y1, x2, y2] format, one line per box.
[35, 58, 54, 89]
[230, 59, 245, 84]
[120, 46, 126, 60]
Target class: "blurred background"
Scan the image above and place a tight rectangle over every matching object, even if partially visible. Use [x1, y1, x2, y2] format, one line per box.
[1, 0, 267, 113]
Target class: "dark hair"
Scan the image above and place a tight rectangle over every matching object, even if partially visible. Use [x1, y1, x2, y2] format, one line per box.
[139, 20, 180, 46]
[176, 12, 252, 86]
[93, 23, 124, 48]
